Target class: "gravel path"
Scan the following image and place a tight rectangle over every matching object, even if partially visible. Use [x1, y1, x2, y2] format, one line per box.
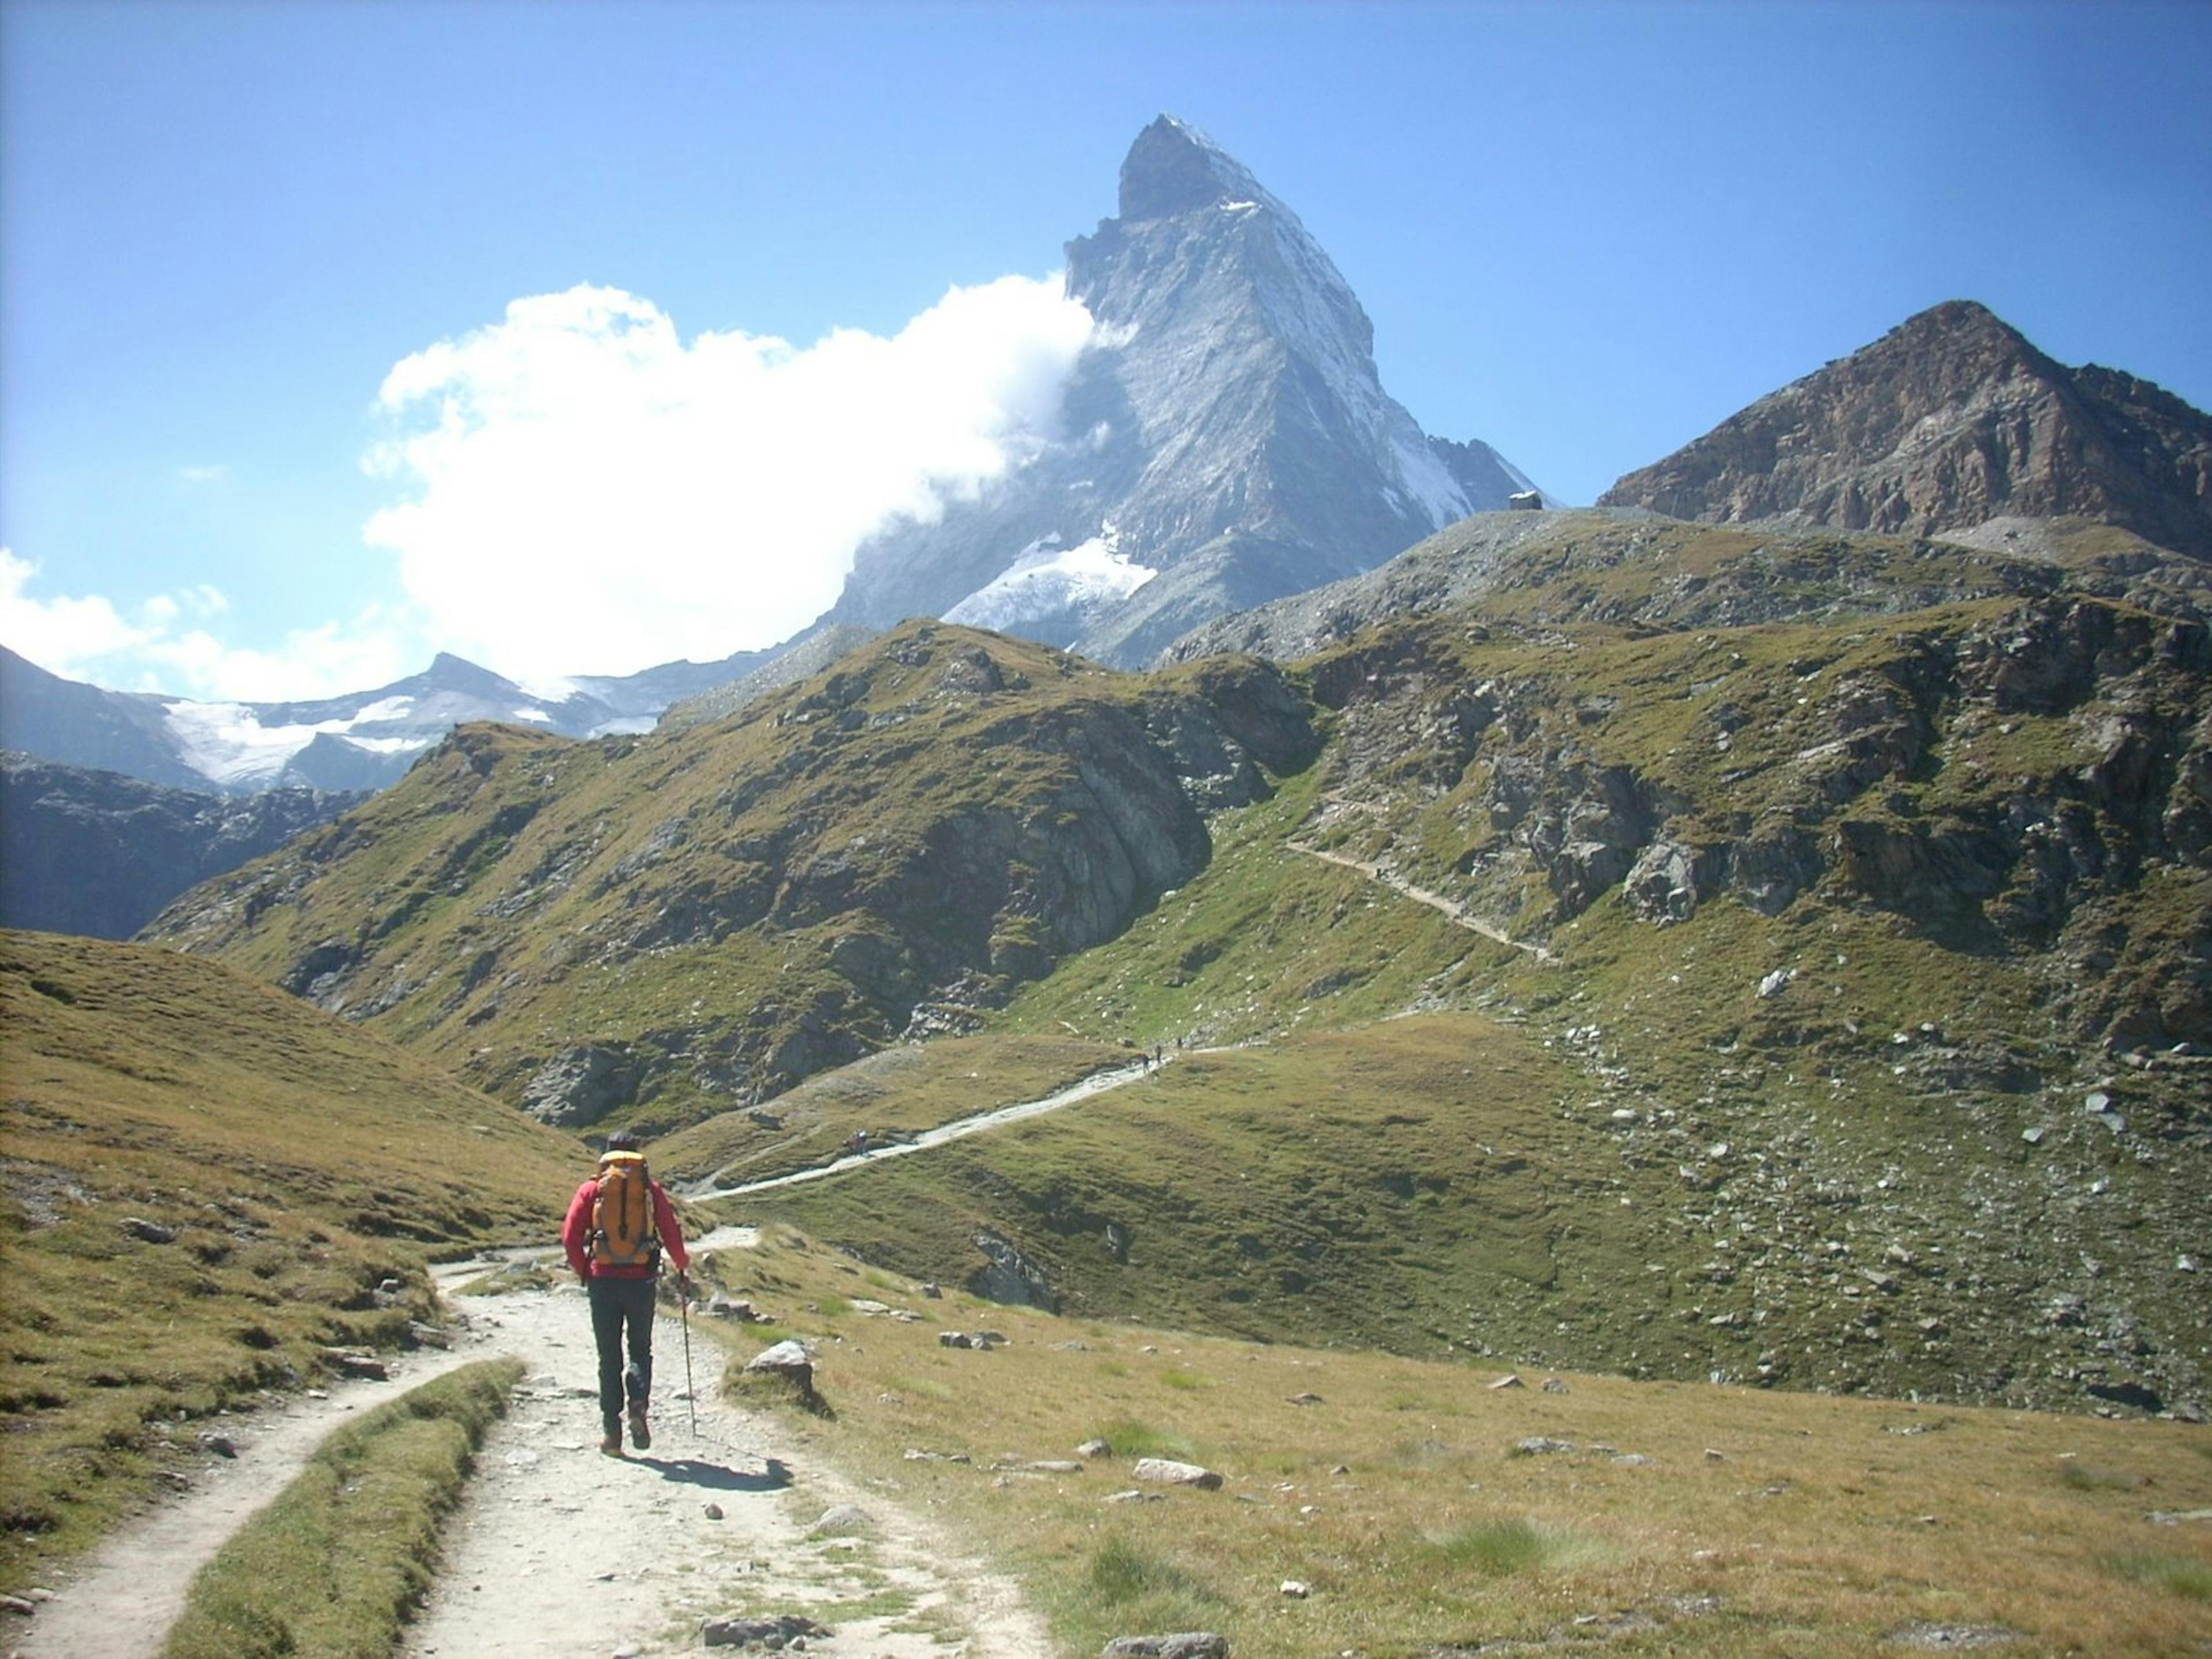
[14, 1349, 482, 1658]
[687, 1062, 1158, 1202]
[1289, 840, 1558, 962]
[15, 1237, 1050, 1659]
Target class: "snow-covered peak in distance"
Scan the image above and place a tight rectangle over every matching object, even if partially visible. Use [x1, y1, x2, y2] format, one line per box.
[828, 115, 1545, 667]
[0, 642, 749, 797]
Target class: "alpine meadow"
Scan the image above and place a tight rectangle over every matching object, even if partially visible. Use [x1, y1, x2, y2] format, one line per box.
[5, 103, 2211, 1659]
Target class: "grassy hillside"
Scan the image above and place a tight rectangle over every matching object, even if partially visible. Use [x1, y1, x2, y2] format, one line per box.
[690, 1228, 2212, 1658]
[141, 521, 2212, 1422]
[730, 590, 2212, 1414]
[145, 623, 1313, 1138]
[0, 930, 582, 1589]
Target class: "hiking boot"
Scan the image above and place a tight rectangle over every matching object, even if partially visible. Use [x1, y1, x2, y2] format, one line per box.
[627, 1401, 651, 1450]
[599, 1433, 623, 1457]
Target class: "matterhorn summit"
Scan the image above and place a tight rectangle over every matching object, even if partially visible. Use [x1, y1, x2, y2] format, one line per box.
[827, 116, 1541, 665]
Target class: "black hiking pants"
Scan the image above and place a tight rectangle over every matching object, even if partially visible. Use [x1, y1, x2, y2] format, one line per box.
[586, 1274, 658, 1434]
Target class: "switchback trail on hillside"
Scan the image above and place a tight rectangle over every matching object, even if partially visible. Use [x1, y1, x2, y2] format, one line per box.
[687, 1058, 1161, 1202]
[1289, 841, 1558, 963]
[17, 1240, 1049, 1659]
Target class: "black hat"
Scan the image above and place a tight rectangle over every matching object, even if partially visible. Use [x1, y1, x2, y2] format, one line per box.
[605, 1129, 642, 1152]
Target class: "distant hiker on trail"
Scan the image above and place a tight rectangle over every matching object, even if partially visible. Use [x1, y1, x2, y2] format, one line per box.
[562, 1129, 690, 1456]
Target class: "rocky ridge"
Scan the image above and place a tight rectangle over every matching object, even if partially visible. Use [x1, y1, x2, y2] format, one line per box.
[1598, 300, 2212, 560]
[1163, 509, 2212, 668]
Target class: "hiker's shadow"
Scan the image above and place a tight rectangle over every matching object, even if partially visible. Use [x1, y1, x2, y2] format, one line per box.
[634, 1455, 791, 1492]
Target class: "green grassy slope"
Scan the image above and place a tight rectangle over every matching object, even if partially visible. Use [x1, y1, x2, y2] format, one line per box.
[139, 520, 2212, 1422]
[145, 623, 1312, 1138]
[737, 582, 2211, 1415]
[0, 930, 581, 1588]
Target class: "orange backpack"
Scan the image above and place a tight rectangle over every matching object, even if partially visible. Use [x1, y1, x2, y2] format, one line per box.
[589, 1151, 660, 1270]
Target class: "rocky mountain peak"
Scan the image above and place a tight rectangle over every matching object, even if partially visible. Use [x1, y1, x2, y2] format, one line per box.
[1116, 114, 1273, 223]
[1600, 300, 2212, 560]
[827, 119, 1539, 666]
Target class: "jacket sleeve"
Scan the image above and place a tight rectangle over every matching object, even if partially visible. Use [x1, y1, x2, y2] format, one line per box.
[561, 1180, 596, 1278]
[651, 1182, 689, 1274]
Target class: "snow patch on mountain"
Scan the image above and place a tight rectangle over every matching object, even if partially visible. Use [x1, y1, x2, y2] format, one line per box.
[943, 533, 1158, 634]
[1392, 436, 1473, 528]
[162, 701, 435, 789]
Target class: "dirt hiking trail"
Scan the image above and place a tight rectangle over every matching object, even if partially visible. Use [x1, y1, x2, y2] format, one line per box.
[17, 1235, 1050, 1659]
[688, 1060, 1161, 1202]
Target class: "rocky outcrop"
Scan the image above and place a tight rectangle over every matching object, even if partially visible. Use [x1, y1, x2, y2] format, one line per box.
[1599, 300, 2212, 560]
[969, 1230, 1058, 1310]
[0, 752, 361, 938]
[520, 1045, 639, 1128]
[1309, 591, 2212, 1053]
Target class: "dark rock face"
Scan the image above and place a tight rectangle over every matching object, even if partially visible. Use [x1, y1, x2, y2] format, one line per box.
[969, 1229, 1058, 1310]
[827, 116, 1539, 666]
[0, 752, 359, 938]
[520, 1044, 641, 1128]
[1599, 300, 2212, 560]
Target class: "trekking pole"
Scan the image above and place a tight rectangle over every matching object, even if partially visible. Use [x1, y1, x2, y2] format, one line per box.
[680, 1274, 698, 1437]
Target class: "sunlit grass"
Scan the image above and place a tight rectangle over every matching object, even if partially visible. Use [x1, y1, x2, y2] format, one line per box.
[0, 931, 581, 1591]
[162, 1360, 523, 1659]
[677, 1227, 2212, 1659]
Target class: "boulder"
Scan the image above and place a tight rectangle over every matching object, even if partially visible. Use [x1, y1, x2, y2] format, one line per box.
[807, 1503, 874, 1538]
[969, 1230, 1057, 1310]
[1130, 1457, 1223, 1490]
[1624, 839, 1702, 923]
[1101, 1635, 1229, 1659]
[745, 1340, 814, 1392]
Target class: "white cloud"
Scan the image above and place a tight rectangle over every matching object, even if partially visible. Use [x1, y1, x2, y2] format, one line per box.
[362, 276, 1097, 683]
[1, 547, 157, 668]
[178, 463, 229, 484]
[1, 546, 413, 702]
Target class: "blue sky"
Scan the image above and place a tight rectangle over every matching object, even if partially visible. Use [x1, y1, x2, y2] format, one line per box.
[4, 0, 2208, 699]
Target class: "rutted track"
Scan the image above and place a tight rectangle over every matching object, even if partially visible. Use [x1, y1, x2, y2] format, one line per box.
[15, 1239, 1047, 1659]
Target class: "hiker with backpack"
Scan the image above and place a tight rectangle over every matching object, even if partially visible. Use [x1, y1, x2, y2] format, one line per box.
[560, 1128, 690, 1456]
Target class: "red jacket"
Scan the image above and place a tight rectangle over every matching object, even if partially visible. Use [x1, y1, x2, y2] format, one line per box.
[562, 1171, 689, 1280]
